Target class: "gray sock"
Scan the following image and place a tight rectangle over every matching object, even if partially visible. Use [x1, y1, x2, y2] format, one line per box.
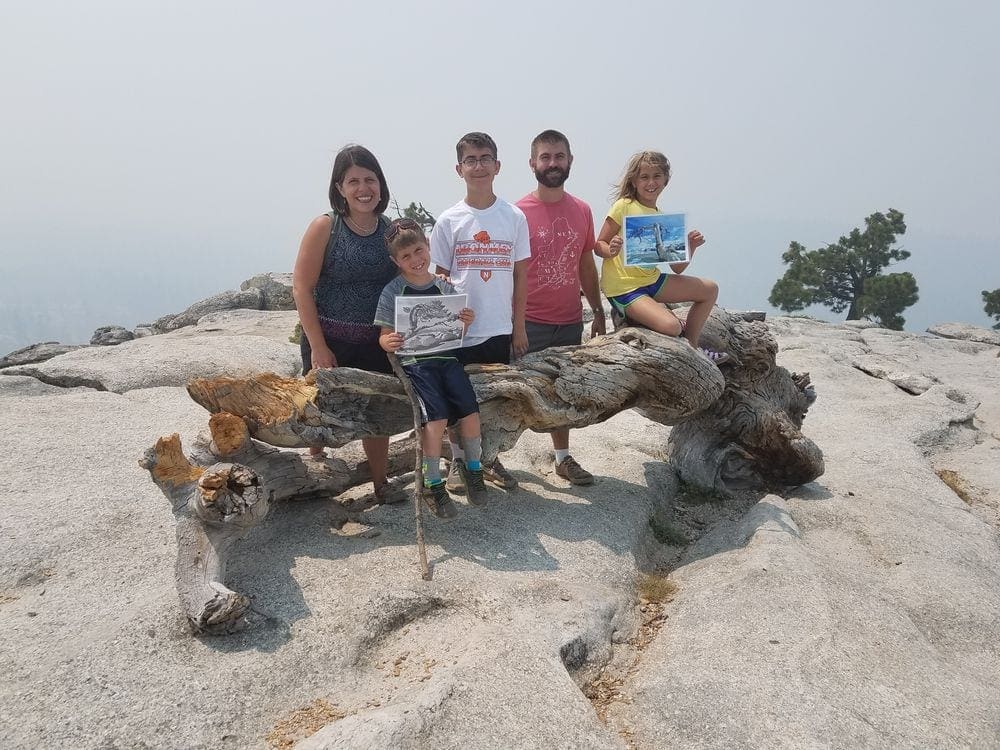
[462, 436, 482, 469]
[423, 456, 442, 486]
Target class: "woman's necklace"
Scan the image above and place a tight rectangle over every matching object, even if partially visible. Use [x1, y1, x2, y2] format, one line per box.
[344, 214, 378, 236]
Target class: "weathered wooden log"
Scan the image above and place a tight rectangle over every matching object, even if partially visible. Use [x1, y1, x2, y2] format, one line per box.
[144, 307, 823, 633]
[184, 413, 417, 504]
[139, 431, 267, 635]
[180, 310, 822, 491]
[663, 309, 823, 492]
[140, 414, 416, 633]
[185, 325, 728, 464]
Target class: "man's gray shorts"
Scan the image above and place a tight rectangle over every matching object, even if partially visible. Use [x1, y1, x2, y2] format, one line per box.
[525, 320, 584, 354]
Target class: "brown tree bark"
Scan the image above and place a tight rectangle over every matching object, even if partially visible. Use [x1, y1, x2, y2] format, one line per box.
[143, 308, 823, 633]
[662, 310, 822, 492]
[140, 414, 415, 633]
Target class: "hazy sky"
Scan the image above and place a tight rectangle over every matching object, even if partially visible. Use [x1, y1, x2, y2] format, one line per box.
[1, 0, 998, 350]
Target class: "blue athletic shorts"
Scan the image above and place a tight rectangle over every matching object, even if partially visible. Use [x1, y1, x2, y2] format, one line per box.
[607, 274, 668, 314]
[403, 359, 479, 425]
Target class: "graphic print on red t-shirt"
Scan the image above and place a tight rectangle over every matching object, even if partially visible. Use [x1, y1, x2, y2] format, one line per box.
[531, 216, 580, 291]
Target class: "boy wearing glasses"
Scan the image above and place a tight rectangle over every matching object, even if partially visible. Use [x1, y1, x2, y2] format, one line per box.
[376, 218, 486, 519]
[430, 131, 531, 492]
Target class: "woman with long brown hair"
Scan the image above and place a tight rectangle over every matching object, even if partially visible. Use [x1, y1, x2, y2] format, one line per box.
[292, 144, 406, 504]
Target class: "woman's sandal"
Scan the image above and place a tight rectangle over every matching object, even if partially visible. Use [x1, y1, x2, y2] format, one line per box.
[698, 347, 732, 366]
[375, 480, 409, 506]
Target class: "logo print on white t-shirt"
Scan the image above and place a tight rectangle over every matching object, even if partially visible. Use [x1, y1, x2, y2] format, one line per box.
[454, 227, 514, 276]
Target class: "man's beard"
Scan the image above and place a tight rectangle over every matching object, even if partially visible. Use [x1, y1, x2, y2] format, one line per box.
[534, 165, 569, 188]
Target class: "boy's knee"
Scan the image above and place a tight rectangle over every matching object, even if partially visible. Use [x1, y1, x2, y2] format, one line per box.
[428, 418, 447, 427]
[425, 418, 447, 436]
[703, 279, 719, 301]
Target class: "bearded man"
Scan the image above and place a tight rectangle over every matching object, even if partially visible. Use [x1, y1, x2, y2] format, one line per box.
[515, 130, 606, 485]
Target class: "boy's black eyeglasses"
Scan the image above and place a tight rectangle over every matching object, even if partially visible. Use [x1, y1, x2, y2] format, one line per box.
[384, 218, 422, 242]
[460, 155, 497, 168]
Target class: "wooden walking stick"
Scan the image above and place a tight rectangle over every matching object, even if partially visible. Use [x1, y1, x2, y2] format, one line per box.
[387, 352, 431, 581]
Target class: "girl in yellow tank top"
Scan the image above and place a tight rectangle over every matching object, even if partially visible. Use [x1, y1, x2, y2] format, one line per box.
[595, 150, 728, 364]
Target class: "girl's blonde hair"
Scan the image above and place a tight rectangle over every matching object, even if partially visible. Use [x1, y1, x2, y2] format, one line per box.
[614, 150, 672, 202]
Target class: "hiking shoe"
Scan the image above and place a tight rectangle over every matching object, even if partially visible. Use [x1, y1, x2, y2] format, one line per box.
[555, 455, 594, 485]
[445, 459, 466, 495]
[458, 462, 489, 507]
[483, 459, 518, 489]
[421, 482, 458, 520]
[698, 347, 732, 366]
[375, 480, 409, 506]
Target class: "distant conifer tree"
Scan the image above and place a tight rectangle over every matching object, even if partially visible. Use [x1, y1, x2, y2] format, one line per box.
[983, 288, 1000, 330]
[769, 209, 918, 330]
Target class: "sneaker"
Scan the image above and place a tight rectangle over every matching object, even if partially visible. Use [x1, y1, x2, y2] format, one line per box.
[458, 463, 489, 507]
[374, 480, 409, 506]
[698, 347, 732, 366]
[483, 459, 518, 490]
[445, 459, 466, 495]
[421, 482, 458, 520]
[555, 455, 594, 485]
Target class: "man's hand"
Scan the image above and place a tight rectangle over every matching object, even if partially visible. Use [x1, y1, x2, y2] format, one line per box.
[590, 311, 607, 338]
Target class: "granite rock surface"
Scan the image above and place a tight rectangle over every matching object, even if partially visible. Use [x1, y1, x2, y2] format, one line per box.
[0, 312, 997, 749]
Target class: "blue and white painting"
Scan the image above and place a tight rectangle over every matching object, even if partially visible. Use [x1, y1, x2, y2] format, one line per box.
[622, 213, 688, 267]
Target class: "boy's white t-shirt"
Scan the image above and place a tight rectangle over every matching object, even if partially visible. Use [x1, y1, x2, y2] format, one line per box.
[429, 198, 531, 347]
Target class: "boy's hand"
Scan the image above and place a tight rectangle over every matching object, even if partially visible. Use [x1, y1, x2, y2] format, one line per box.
[512, 326, 529, 359]
[458, 307, 475, 325]
[379, 332, 405, 353]
[688, 230, 705, 251]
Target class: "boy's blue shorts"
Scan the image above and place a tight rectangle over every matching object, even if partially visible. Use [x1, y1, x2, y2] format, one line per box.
[403, 359, 479, 425]
[608, 273, 668, 314]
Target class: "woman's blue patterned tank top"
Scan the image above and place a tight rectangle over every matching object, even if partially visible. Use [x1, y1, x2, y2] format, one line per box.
[313, 215, 397, 343]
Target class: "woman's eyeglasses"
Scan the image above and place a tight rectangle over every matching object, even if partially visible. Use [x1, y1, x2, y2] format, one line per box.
[384, 218, 422, 242]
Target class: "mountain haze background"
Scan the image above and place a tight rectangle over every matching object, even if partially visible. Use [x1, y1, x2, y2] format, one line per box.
[2, 0, 998, 353]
